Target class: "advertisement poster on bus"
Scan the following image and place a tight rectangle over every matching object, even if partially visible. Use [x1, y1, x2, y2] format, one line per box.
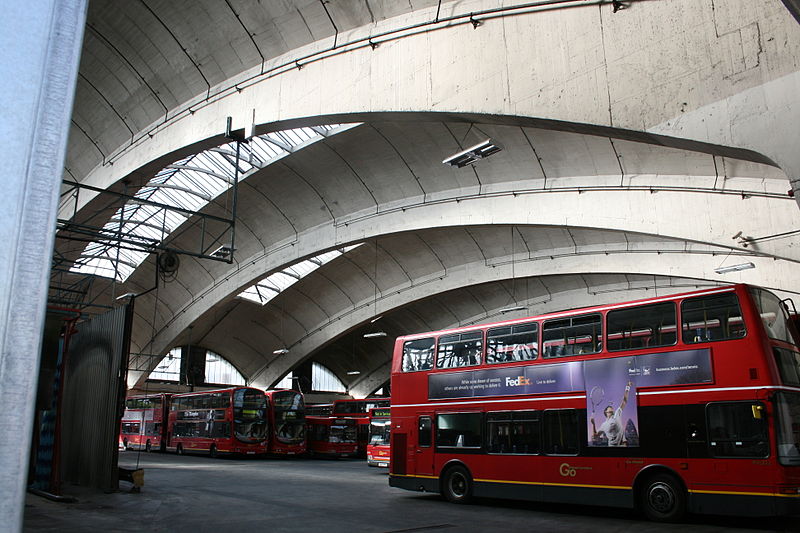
[584, 348, 712, 447]
[428, 361, 584, 400]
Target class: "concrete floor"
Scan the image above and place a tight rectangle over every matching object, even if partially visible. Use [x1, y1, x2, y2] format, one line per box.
[23, 451, 800, 533]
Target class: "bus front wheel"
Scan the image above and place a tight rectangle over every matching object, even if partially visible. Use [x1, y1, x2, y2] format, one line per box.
[640, 473, 686, 522]
[441, 465, 473, 504]
[145, 440, 151, 452]
[176, 444, 183, 455]
[209, 444, 217, 458]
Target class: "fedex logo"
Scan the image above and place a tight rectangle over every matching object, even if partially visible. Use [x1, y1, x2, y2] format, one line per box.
[505, 376, 531, 387]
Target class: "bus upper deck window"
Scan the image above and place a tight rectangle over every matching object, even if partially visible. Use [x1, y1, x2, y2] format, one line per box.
[436, 332, 483, 369]
[543, 314, 602, 358]
[487, 323, 538, 364]
[607, 301, 676, 352]
[681, 293, 745, 344]
[402, 338, 435, 372]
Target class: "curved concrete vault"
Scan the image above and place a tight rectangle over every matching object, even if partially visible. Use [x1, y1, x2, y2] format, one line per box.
[54, 0, 800, 396]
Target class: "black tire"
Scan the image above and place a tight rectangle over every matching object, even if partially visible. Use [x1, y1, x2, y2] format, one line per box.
[145, 440, 152, 453]
[441, 465, 473, 504]
[640, 473, 686, 522]
[209, 444, 217, 458]
[176, 444, 184, 455]
[123, 439, 129, 450]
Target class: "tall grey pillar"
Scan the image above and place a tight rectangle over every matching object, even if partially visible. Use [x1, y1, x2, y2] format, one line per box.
[0, 1, 86, 531]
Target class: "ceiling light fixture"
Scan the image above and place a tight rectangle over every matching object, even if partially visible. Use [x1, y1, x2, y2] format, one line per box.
[714, 262, 755, 274]
[363, 332, 387, 339]
[273, 348, 289, 355]
[347, 371, 361, 375]
[442, 139, 502, 168]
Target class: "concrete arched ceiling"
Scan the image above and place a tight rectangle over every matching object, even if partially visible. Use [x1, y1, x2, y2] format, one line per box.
[57, 1, 800, 394]
[105, 119, 800, 393]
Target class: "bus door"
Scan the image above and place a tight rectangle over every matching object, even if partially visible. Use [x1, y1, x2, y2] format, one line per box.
[414, 414, 435, 477]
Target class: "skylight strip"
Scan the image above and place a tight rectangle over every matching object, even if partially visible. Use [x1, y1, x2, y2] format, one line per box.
[71, 123, 361, 281]
[237, 243, 362, 306]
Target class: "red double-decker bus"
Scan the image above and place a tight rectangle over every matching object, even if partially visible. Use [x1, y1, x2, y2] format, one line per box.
[367, 407, 391, 468]
[389, 284, 800, 521]
[332, 398, 390, 456]
[264, 389, 306, 455]
[166, 387, 268, 456]
[306, 416, 358, 457]
[119, 393, 170, 452]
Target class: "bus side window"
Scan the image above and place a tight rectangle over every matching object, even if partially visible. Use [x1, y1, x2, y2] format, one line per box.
[542, 409, 579, 455]
[436, 332, 483, 369]
[707, 402, 768, 458]
[543, 314, 602, 358]
[487, 411, 539, 454]
[682, 293, 745, 344]
[607, 301, 676, 352]
[487, 323, 538, 364]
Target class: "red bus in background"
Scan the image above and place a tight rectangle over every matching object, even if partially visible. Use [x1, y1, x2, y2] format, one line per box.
[332, 398, 390, 456]
[119, 393, 170, 452]
[265, 389, 306, 455]
[389, 284, 800, 521]
[367, 407, 391, 467]
[167, 387, 267, 457]
[306, 416, 358, 457]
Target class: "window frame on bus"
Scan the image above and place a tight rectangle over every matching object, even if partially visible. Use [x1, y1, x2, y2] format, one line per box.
[435, 412, 484, 452]
[541, 408, 580, 456]
[681, 291, 746, 344]
[542, 313, 603, 358]
[435, 331, 484, 370]
[486, 410, 540, 455]
[402, 337, 435, 372]
[486, 322, 539, 364]
[706, 401, 769, 459]
[606, 301, 677, 352]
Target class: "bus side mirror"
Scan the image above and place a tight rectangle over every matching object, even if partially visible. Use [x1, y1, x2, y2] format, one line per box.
[752, 405, 764, 419]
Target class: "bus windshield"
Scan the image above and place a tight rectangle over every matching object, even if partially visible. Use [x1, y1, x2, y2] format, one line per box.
[369, 419, 390, 445]
[273, 391, 305, 444]
[750, 287, 796, 346]
[233, 389, 267, 443]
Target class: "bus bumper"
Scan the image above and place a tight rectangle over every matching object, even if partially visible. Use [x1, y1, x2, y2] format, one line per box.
[389, 474, 438, 493]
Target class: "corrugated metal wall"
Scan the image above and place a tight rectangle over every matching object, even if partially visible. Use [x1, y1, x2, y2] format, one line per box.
[60, 303, 133, 491]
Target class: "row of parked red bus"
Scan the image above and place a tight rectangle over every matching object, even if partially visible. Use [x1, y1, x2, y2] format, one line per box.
[119, 390, 390, 459]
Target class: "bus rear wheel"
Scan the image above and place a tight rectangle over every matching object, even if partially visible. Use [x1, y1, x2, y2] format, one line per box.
[441, 465, 473, 504]
[640, 473, 686, 522]
[209, 444, 217, 458]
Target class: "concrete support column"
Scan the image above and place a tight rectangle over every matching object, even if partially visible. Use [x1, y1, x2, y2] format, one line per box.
[0, 1, 86, 531]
